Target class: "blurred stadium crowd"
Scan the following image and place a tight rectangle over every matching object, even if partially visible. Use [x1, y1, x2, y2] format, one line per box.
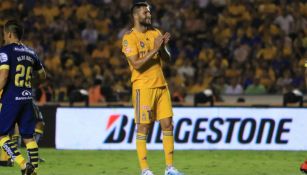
[0, 0, 307, 104]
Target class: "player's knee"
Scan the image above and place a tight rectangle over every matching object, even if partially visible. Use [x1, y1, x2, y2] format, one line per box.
[137, 124, 151, 134]
[162, 123, 173, 131]
[161, 118, 173, 131]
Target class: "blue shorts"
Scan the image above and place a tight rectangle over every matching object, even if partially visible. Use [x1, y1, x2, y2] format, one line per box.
[0, 102, 35, 138]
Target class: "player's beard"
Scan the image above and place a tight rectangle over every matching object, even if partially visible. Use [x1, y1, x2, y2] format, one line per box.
[140, 18, 152, 28]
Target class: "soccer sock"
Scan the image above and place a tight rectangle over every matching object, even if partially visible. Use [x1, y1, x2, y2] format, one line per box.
[136, 133, 149, 170]
[34, 129, 43, 143]
[0, 136, 26, 169]
[26, 141, 39, 168]
[11, 134, 20, 148]
[0, 147, 10, 161]
[163, 130, 174, 167]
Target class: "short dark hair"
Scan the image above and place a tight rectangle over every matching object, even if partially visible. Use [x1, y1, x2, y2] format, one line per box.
[4, 20, 24, 40]
[130, 1, 150, 15]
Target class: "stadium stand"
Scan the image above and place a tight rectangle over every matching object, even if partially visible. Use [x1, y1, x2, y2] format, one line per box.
[0, 0, 306, 106]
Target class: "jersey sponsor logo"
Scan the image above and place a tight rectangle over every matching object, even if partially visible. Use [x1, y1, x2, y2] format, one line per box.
[21, 90, 32, 96]
[15, 90, 32, 101]
[15, 96, 32, 101]
[0, 53, 8, 63]
[14, 47, 35, 55]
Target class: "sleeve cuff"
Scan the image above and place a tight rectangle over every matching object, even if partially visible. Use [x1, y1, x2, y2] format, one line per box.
[0, 65, 9, 70]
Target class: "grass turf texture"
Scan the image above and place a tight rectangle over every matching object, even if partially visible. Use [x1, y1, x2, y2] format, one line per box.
[0, 149, 305, 175]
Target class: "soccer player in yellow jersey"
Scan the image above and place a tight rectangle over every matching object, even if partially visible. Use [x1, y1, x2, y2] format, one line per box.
[122, 1, 183, 175]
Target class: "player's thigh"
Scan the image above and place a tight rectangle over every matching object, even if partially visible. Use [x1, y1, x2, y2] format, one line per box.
[156, 87, 173, 121]
[17, 103, 35, 138]
[132, 88, 156, 124]
[0, 103, 20, 136]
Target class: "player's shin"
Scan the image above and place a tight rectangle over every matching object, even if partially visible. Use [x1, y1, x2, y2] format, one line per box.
[34, 129, 43, 143]
[35, 121, 44, 143]
[136, 132, 149, 170]
[0, 136, 26, 169]
[25, 140, 39, 169]
[163, 130, 174, 167]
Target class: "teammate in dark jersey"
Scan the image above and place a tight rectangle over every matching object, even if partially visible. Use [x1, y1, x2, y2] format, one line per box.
[0, 20, 46, 175]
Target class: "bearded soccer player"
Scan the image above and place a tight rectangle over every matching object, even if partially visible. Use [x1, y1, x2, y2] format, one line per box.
[301, 60, 307, 174]
[122, 1, 183, 175]
[0, 20, 46, 175]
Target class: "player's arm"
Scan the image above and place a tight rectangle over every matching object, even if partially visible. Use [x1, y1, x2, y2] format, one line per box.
[37, 68, 47, 81]
[124, 35, 164, 70]
[159, 32, 171, 63]
[127, 48, 160, 70]
[33, 54, 47, 81]
[0, 68, 9, 90]
[0, 52, 9, 90]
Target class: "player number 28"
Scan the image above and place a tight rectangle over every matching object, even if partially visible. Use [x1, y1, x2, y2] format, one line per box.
[15, 64, 32, 88]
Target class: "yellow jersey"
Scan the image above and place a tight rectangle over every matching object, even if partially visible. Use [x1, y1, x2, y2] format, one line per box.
[122, 28, 167, 89]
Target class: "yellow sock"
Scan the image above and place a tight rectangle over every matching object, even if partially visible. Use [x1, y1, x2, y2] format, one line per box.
[136, 133, 149, 170]
[0, 136, 26, 169]
[35, 129, 44, 135]
[11, 134, 20, 148]
[15, 156, 26, 169]
[0, 147, 10, 161]
[163, 131, 174, 166]
[26, 141, 39, 168]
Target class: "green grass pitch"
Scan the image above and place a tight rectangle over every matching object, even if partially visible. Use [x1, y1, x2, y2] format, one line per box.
[0, 148, 306, 175]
